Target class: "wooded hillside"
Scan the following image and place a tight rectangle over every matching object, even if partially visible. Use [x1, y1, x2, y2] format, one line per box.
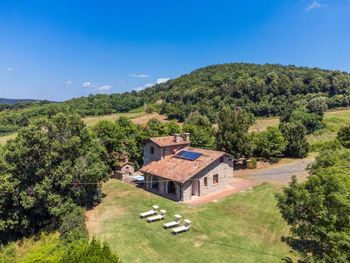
[1, 63, 350, 134]
[142, 63, 350, 121]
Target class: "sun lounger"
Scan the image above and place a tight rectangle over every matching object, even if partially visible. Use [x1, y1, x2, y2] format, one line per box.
[147, 210, 167, 222]
[172, 219, 191, 235]
[139, 205, 159, 218]
[163, 214, 182, 229]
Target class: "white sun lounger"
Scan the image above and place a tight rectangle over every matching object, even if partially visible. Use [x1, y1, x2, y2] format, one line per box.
[172, 219, 191, 235]
[163, 214, 182, 229]
[147, 210, 167, 222]
[139, 205, 159, 218]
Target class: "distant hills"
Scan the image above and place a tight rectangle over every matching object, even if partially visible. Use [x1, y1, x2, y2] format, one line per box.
[0, 98, 42, 105]
[0, 98, 52, 105]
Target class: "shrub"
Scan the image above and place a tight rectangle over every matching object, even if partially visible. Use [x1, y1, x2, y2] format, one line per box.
[337, 125, 350, 148]
[61, 238, 122, 263]
[59, 206, 88, 242]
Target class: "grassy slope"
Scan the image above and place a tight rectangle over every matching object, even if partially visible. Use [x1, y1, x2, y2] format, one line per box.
[308, 109, 350, 144]
[87, 180, 294, 263]
[249, 108, 350, 145]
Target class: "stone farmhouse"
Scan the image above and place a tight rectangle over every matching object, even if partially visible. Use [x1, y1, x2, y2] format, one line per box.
[140, 133, 234, 201]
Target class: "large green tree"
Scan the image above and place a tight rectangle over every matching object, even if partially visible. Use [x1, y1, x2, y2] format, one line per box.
[0, 113, 108, 242]
[276, 149, 350, 262]
[280, 122, 309, 158]
[254, 127, 286, 160]
[216, 107, 254, 157]
[183, 112, 215, 149]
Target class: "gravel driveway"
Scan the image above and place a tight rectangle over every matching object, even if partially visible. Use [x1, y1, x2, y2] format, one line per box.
[235, 158, 314, 184]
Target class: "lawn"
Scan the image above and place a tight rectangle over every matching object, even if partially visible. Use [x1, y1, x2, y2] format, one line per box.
[86, 180, 294, 263]
[308, 108, 350, 145]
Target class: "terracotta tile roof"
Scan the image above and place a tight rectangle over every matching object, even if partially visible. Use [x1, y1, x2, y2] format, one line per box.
[140, 147, 226, 183]
[149, 136, 190, 147]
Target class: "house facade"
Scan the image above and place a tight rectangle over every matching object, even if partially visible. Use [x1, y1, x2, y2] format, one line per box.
[140, 134, 234, 201]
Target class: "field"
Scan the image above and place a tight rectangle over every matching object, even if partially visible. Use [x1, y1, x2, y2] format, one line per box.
[308, 108, 350, 145]
[0, 112, 168, 145]
[248, 108, 350, 145]
[86, 180, 294, 263]
[0, 133, 17, 145]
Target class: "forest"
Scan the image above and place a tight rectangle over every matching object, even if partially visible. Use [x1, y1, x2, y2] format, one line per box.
[1, 63, 350, 135]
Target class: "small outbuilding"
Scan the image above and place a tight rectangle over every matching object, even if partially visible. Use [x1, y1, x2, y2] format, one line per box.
[113, 155, 135, 180]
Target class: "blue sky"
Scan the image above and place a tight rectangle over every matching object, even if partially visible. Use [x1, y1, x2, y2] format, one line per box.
[0, 0, 349, 101]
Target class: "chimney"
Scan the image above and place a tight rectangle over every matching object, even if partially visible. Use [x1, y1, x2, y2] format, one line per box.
[174, 133, 180, 143]
[183, 132, 190, 142]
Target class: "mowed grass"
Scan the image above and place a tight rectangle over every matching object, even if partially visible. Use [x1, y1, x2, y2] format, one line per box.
[86, 180, 294, 263]
[83, 112, 145, 127]
[308, 108, 350, 144]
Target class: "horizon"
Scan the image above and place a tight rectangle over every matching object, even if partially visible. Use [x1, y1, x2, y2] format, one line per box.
[1, 0, 350, 101]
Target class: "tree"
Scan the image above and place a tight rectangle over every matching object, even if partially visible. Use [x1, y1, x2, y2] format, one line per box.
[254, 127, 286, 160]
[276, 149, 350, 262]
[61, 238, 122, 263]
[216, 107, 254, 157]
[0, 113, 109, 242]
[337, 125, 350, 148]
[286, 108, 323, 134]
[94, 118, 142, 166]
[307, 97, 328, 116]
[280, 122, 309, 158]
[183, 112, 215, 149]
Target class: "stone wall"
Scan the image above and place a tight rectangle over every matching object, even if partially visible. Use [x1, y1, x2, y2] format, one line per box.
[143, 141, 188, 165]
[182, 156, 234, 201]
[143, 141, 162, 165]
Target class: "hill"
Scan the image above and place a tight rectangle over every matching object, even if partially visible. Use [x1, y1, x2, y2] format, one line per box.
[1, 63, 350, 135]
[141, 63, 350, 121]
[0, 98, 41, 104]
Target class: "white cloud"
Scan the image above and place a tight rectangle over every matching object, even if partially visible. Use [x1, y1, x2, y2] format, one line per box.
[156, 78, 170, 84]
[82, 81, 95, 88]
[134, 83, 154, 91]
[97, 85, 112, 91]
[65, 80, 72, 85]
[144, 83, 154, 88]
[135, 87, 146, 91]
[81, 81, 111, 92]
[305, 1, 327, 11]
[129, 73, 150, 78]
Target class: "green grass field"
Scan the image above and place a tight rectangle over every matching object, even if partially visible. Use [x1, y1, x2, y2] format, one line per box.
[308, 109, 350, 145]
[86, 180, 294, 263]
[83, 112, 145, 127]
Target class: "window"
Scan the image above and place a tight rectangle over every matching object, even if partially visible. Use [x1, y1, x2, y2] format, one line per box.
[204, 177, 208, 187]
[213, 174, 219, 184]
[150, 146, 154, 154]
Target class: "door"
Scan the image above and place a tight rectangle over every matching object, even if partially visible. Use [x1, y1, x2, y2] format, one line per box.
[192, 180, 200, 196]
